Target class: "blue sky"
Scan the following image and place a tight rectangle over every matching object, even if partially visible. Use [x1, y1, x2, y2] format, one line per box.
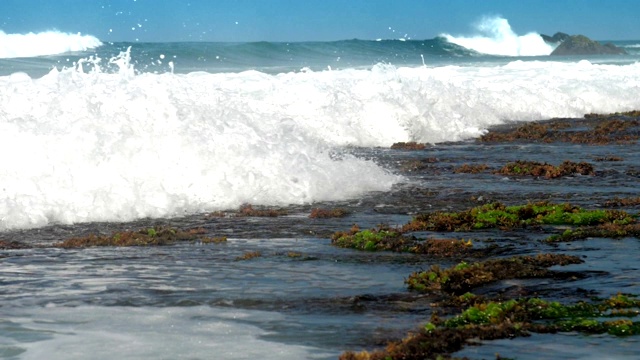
[1, 0, 639, 42]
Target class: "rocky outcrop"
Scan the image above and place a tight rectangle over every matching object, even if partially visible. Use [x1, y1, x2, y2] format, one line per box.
[543, 33, 627, 56]
[541, 32, 570, 44]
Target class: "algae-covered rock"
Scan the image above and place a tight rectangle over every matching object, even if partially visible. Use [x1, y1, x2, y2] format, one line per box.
[340, 294, 640, 360]
[54, 226, 209, 248]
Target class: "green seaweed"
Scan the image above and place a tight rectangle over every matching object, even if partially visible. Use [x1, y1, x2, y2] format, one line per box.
[55, 226, 207, 248]
[441, 294, 640, 333]
[406, 254, 583, 295]
[331, 225, 476, 256]
[331, 228, 402, 251]
[404, 201, 635, 232]
[341, 294, 640, 360]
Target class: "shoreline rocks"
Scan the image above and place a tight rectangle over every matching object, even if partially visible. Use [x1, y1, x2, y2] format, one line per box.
[541, 32, 571, 44]
[541, 32, 627, 55]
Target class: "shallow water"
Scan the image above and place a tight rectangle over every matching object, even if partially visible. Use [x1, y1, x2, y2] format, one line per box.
[1, 226, 433, 358]
[1, 120, 640, 359]
[0, 241, 426, 359]
[455, 332, 640, 360]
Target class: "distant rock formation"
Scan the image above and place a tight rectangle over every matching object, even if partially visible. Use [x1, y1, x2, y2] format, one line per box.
[541, 32, 570, 44]
[540, 32, 627, 56]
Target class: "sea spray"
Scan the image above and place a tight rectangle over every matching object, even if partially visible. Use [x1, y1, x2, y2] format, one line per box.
[0, 50, 399, 230]
[2, 47, 640, 230]
[442, 16, 556, 56]
[0, 30, 102, 59]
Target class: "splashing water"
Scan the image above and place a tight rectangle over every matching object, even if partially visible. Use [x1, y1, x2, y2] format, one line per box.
[442, 16, 556, 56]
[0, 30, 102, 59]
[1, 40, 640, 231]
[0, 49, 399, 230]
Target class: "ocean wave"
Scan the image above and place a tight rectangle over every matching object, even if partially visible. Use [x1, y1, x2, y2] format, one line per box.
[441, 16, 556, 56]
[1, 50, 640, 230]
[0, 49, 399, 230]
[0, 30, 102, 59]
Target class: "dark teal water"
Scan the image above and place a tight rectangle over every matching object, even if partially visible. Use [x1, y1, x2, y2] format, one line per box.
[1, 38, 639, 77]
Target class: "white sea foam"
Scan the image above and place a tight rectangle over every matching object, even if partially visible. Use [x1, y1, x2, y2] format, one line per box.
[442, 16, 555, 56]
[0, 30, 102, 58]
[4, 306, 332, 360]
[1, 50, 640, 230]
[0, 50, 399, 230]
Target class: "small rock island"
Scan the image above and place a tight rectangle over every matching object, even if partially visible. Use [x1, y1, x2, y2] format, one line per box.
[541, 32, 627, 55]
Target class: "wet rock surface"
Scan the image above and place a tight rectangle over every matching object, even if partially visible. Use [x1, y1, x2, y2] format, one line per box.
[546, 33, 628, 55]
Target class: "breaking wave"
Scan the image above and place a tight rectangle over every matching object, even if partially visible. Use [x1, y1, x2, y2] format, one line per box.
[0, 30, 102, 59]
[441, 16, 556, 56]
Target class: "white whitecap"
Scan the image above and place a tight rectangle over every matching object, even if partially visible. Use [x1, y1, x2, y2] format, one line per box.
[441, 16, 556, 56]
[0, 30, 102, 58]
[2, 49, 640, 230]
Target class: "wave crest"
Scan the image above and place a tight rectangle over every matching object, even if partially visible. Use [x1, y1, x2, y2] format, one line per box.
[2, 47, 640, 230]
[441, 16, 555, 56]
[0, 30, 102, 59]
[0, 50, 399, 230]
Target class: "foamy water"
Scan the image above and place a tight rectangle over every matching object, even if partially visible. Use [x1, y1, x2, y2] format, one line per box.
[1, 46, 640, 230]
[0, 30, 102, 59]
[0, 54, 399, 230]
[4, 306, 333, 360]
[442, 16, 556, 56]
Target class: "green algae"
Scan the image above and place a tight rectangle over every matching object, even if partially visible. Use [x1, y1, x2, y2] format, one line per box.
[331, 228, 404, 252]
[331, 225, 475, 256]
[406, 254, 583, 295]
[404, 201, 635, 232]
[338, 113, 640, 360]
[330, 201, 635, 256]
[440, 294, 640, 334]
[334, 200, 639, 359]
[54, 226, 210, 248]
[340, 294, 640, 360]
